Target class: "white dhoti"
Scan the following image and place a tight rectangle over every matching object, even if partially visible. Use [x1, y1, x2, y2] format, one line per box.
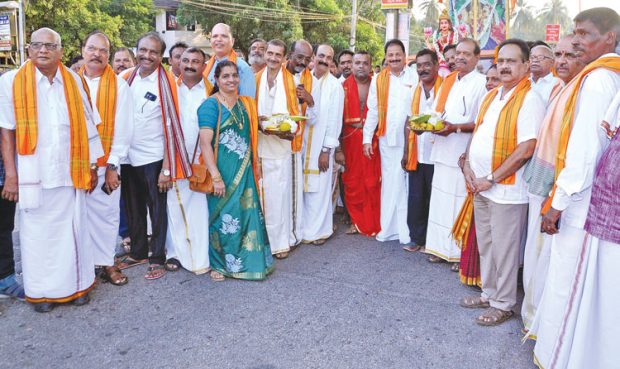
[20, 187, 95, 302]
[261, 155, 294, 254]
[425, 163, 467, 261]
[521, 193, 552, 329]
[542, 234, 620, 369]
[165, 180, 210, 274]
[529, 224, 586, 367]
[291, 152, 304, 246]
[86, 170, 121, 266]
[376, 143, 409, 244]
[302, 156, 334, 242]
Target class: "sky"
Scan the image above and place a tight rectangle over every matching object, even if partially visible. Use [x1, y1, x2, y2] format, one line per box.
[534, 0, 620, 17]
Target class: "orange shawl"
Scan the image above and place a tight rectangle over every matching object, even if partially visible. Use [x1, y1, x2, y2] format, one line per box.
[375, 68, 390, 137]
[434, 71, 459, 114]
[203, 50, 238, 79]
[239, 96, 260, 190]
[13, 60, 92, 189]
[474, 77, 532, 185]
[79, 64, 117, 167]
[254, 65, 302, 151]
[406, 77, 443, 170]
[543, 56, 620, 213]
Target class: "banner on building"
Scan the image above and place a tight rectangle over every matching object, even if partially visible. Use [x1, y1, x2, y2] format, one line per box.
[0, 15, 11, 51]
[381, 0, 409, 9]
[545, 24, 561, 43]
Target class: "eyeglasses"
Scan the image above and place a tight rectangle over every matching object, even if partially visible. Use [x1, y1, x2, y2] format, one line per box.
[30, 42, 59, 51]
[553, 51, 578, 60]
[530, 55, 553, 62]
[85, 45, 110, 54]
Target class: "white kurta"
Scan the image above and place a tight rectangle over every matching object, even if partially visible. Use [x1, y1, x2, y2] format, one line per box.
[0, 66, 103, 302]
[257, 69, 300, 253]
[363, 66, 418, 244]
[529, 55, 620, 367]
[530, 72, 560, 106]
[165, 79, 210, 274]
[83, 72, 134, 267]
[301, 72, 344, 242]
[426, 70, 486, 261]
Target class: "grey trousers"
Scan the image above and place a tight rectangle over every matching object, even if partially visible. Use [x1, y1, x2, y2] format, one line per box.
[473, 194, 528, 311]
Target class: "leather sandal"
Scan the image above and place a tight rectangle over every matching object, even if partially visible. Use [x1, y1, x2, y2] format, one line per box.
[99, 266, 128, 286]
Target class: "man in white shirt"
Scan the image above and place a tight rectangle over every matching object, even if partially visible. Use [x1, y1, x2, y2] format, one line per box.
[461, 39, 545, 326]
[168, 42, 187, 78]
[164, 47, 211, 275]
[0, 28, 103, 312]
[118, 32, 191, 280]
[402, 48, 441, 252]
[301, 44, 344, 244]
[363, 39, 418, 244]
[530, 43, 560, 105]
[80, 31, 134, 286]
[425, 38, 487, 268]
[530, 8, 620, 367]
[337, 50, 354, 83]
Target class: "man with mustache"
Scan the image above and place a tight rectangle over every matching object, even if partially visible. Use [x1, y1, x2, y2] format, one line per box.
[301, 44, 344, 245]
[285, 39, 315, 248]
[337, 50, 353, 82]
[402, 48, 441, 253]
[443, 44, 457, 72]
[248, 38, 266, 74]
[424, 38, 486, 270]
[521, 34, 586, 330]
[362, 39, 418, 245]
[80, 31, 134, 287]
[168, 42, 188, 78]
[485, 64, 500, 91]
[203, 23, 255, 98]
[527, 8, 620, 367]
[164, 47, 212, 274]
[529, 43, 559, 105]
[254, 39, 303, 259]
[341, 51, 381, 237]
[460, 38, 545, 326]
[112, 47, 136, 74]
[0, 27, 103, 312]
[116, 32, 192, 281]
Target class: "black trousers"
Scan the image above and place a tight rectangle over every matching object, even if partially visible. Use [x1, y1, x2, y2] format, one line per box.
[121, 161, 167, 265]
[407, 163, 434, 246]
[0, 185, 16, 279]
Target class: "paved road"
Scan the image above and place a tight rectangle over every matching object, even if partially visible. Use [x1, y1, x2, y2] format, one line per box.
[1, 223, 536, 369]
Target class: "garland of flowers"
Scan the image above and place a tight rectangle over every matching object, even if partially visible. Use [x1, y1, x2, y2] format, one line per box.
[432, 29, 458, 62]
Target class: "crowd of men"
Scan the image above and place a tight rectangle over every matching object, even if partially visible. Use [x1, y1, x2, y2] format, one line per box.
[0, 6, 619, 368]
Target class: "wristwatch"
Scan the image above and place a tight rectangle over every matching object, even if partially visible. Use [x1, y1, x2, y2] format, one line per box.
[321, 147, 331, 153]
[486, 173, 495, 184]
[107, 163, 118, 172]
[161, 169, 171, 177]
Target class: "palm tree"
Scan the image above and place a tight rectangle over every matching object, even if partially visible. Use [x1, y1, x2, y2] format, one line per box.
[538, 0, 572, 33]
[510, 0, 541, 40]
[420, 0, 442, 28]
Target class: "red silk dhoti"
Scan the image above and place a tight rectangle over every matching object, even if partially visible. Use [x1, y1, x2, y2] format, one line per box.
[459, 217, 481, 287]
[341, 125, 381, 236]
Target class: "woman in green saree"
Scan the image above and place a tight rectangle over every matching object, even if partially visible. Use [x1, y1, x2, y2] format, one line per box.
[197, 61, 274, 281]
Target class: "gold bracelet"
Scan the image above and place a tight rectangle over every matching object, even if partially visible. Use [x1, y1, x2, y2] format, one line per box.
[212, 174, 222, 181]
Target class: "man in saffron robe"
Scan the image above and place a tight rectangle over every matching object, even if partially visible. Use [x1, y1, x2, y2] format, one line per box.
[528, 9, 620, 367]
[461, 39, 545, 326]
[341, 51, 381, 236]
[363, 39, 418, 244]
[0, 28, 103, 312]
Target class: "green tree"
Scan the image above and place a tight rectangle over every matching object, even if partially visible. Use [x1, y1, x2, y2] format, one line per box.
[177, 0, 304, 54]
[420, 0, 441, 27]
[24, 0, 153, 62]
[509, 0, 542, 41]
[537, 0, 572, 36]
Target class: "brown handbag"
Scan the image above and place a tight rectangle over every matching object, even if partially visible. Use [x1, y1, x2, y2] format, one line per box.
[189, 99, 222, 193]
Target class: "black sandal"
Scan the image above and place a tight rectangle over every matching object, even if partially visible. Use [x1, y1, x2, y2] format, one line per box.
[165, 258, 181, 272]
